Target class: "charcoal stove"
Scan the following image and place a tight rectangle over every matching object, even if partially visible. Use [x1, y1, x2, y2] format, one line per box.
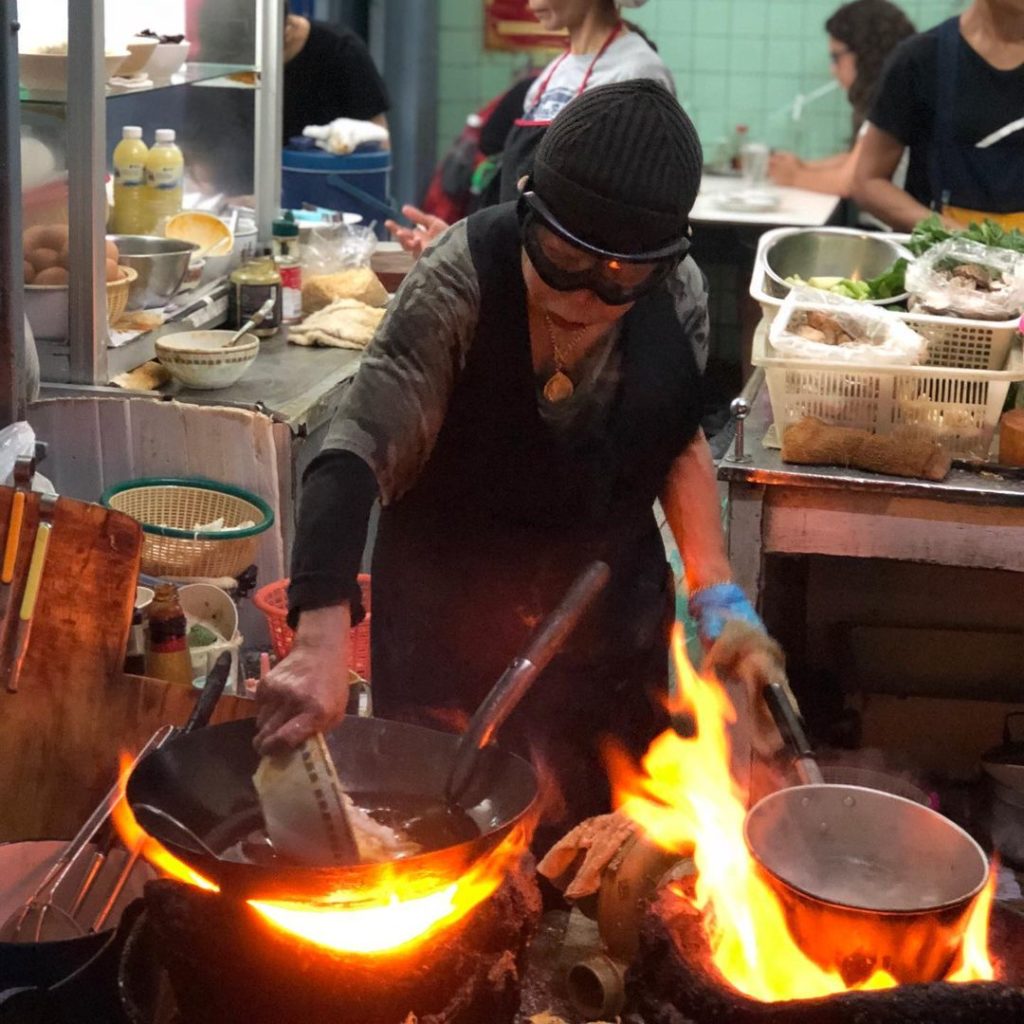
[117, 854, 542, 1024]
[626, 885, 1024, 1024]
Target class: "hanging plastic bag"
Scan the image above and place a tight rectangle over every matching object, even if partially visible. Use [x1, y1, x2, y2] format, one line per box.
[906, 238, 1024, 321]
[769, 287, 929, 365]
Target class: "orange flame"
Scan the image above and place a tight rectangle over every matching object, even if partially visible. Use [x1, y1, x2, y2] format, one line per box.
[113, 752, 526, 956]
[250, 825, 526, 955]
[609, 626, 994, 1002]
[112, 754, 219, 892]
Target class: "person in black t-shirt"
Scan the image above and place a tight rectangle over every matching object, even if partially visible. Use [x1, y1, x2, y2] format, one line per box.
[854, 0, 1024, 231]
[282, 3, 390, 145]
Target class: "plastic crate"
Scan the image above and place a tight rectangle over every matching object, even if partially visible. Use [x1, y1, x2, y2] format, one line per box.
[752, 328, 1024, 459]
[751, 227, 1020, 372]
[253, 575, 372, 680]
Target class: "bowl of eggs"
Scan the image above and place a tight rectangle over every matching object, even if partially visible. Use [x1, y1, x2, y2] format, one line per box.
[23, 225, 136, 340]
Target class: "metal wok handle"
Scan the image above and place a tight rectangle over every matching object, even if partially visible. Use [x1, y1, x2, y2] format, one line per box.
[445, 560, 611, 804]
[762, 682, 824, 786]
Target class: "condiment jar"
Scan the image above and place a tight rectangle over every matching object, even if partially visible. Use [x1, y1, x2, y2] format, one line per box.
[145, 583, 194, 687]
[272, 211, 302, 325]
[228, 250, 282, 337]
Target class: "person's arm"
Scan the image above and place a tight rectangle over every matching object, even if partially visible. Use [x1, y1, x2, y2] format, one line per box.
[660, 432, 731, 594]
[852, 124, 935, 231]
[385, 204, 450, 259]
[769, 136, 865, 198]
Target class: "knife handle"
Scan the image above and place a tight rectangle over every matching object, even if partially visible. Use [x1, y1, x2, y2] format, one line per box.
[19, 521, 51, 621]
[6, 522, 52, 693]
[1, 491, 25, 584]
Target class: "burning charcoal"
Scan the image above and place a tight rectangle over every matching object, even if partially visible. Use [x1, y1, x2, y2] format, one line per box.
[626, 887, 1024, 1024]
[131, 856, 542, 1024]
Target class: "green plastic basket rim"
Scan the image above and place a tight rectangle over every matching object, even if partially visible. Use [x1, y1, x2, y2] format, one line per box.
[99, 477, 275, 541]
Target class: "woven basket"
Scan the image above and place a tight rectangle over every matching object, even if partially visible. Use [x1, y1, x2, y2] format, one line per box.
[106, 266, 136, 326]
[254, 575, 372, 679]
[101, 477, 274, 579]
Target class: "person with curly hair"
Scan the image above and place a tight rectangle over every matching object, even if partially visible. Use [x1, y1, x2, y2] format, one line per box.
[770, 0, 916, 197]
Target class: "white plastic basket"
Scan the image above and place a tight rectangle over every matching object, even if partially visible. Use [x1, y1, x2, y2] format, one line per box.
[752, 227, 1020, 372]
[752, 327, 1024, 459]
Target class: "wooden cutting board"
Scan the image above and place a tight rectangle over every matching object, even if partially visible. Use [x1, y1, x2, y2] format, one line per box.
[0, 484, 254, 840]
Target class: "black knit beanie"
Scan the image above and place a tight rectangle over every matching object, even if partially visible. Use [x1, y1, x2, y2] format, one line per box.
[532, 80, 703, 255]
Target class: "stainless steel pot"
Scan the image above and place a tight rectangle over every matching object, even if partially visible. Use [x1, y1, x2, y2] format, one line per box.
[763, 227, 912, 304]
[108, 235, 198, 310]
[746, 684, 990, 985]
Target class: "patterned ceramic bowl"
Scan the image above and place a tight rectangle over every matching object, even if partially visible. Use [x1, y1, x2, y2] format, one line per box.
[155, 330, 258, 390]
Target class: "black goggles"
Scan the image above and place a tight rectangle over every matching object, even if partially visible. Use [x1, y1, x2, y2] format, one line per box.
[517, 190, 690, 306]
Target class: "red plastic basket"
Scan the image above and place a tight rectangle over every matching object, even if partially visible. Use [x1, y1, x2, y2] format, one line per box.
[253, 575, 372, 679]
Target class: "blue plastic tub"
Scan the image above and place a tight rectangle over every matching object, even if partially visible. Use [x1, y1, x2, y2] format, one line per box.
[281, 147, 393, 238]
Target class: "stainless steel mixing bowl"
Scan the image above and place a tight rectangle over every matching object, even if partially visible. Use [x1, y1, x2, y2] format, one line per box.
[108, 235, 199, 310]
[763, 228, 913, 304]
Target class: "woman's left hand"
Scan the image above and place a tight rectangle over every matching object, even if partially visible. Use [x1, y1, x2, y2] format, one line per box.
[384, 204, 449, 259]
[769, 151, 802, 187]
[700, 619, 797, 758]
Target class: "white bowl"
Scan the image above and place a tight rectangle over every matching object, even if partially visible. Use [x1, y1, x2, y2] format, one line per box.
[117, 38, 158, 77]
[18, 52, 129, 93]
[144, 41, 190, 82]
[156, 330, 258, 390]
[23, 284, 67, 342]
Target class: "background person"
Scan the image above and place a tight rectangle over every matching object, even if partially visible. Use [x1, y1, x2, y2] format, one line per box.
[386, 0, 669, 258]
[854, 0, 1024, 231]
[769, 0, 916, 199]
[282, 1, 390, 145]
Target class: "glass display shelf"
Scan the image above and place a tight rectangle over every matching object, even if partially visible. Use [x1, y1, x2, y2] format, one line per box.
[19, 62, 257, 106]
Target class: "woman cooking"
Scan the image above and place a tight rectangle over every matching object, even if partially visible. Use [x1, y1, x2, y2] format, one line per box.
[386, 0, 672, 258]
[256, 82, 789, 838]
[854, 0, 1024, 231]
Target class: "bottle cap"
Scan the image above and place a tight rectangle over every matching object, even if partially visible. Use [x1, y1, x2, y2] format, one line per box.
[155, 128, 176, 143]
[122, 126, 143, 140]
[272, 210, 299, 238]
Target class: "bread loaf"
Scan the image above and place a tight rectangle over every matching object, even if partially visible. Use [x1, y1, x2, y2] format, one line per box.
[302, 267, 389, 314]
[999, 408, 1024, 467]
[782, 417, 951, 481]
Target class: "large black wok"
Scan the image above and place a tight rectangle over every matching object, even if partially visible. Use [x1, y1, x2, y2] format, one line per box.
[126, 715, 539, 902]
[126, 562, 611, 903]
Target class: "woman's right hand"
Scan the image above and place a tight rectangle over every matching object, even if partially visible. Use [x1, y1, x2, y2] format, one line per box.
[769, 151, 803, 187]
[254, 605, 351, 756]
[385, 204, 449, 259]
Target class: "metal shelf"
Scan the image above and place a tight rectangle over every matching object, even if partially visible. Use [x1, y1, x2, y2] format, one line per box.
[19, 62, 257, 106]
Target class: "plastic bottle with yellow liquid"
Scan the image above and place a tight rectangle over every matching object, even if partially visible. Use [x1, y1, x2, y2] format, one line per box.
[143, 128, 184, 233]
[111, 126, 150, 234]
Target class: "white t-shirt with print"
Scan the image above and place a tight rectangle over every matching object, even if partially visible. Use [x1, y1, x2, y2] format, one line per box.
[521, 30, 675, 125]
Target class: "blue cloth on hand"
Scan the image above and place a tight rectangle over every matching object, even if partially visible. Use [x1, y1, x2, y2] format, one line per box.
[688, 582, 763, 648]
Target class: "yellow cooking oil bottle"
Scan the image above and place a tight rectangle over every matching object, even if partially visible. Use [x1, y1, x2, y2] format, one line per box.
[143, 128, 184, 233]
[111, 126, 150, 234]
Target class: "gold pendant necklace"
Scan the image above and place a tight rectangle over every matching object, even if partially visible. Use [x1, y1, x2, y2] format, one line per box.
[542, 313, 583, 403]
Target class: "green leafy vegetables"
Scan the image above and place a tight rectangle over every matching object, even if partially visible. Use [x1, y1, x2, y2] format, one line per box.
[785, 258, 908, 302]
[908, 215, 1024, 257]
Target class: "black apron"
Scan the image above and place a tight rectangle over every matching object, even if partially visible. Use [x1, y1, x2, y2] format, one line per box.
[497, 23, 623, 204]
[369, 203, 703, 830]
[929, 16, 1024, 227]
